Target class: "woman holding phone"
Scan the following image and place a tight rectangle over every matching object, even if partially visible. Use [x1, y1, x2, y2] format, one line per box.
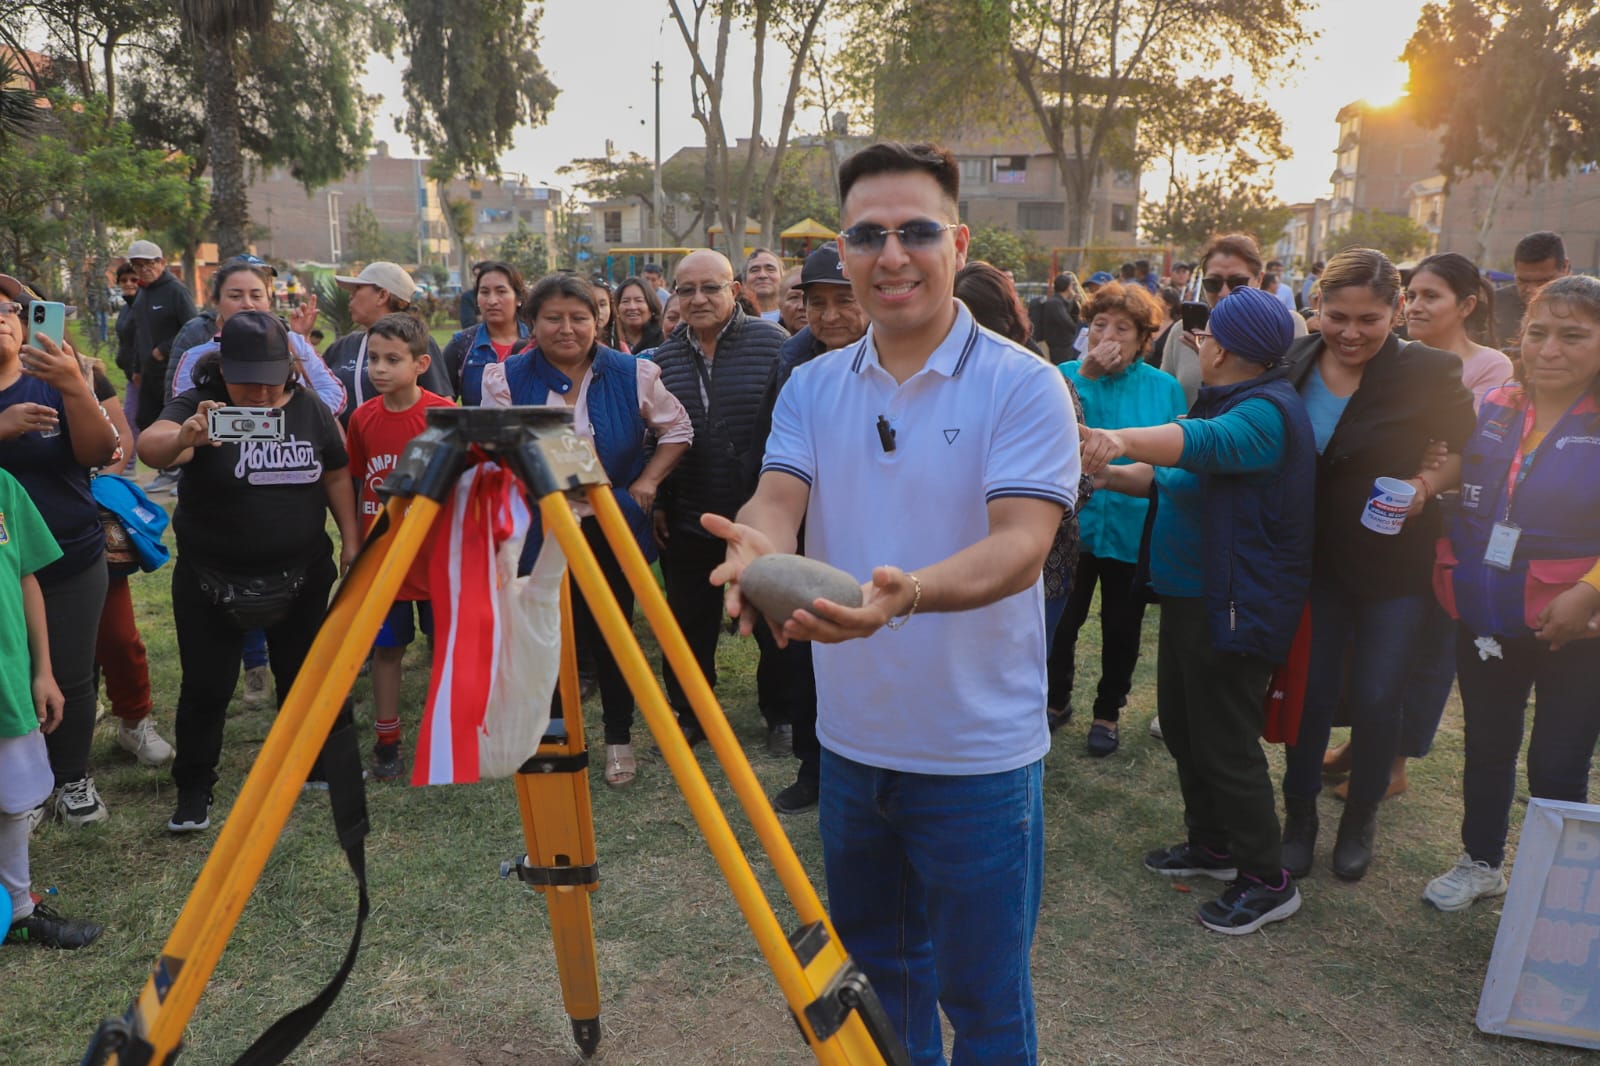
[0, 275, 121, 827]
[139, 311, 359, 833]
[1277, 249, 1476, 882]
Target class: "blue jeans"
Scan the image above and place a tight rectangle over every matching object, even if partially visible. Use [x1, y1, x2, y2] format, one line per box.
[819, 748, 1044, 1066]
[1283, 582, 1429, 806]
[1398, 596, 1456, 759]
[242, 628, 269, 670]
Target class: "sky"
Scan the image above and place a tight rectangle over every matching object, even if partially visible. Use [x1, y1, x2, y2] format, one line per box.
[362, 0, 1430, 207]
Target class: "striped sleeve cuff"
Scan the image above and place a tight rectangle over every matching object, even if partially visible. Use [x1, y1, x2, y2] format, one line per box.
[986, 482, 1075, 507]
[761, 462, 813, 486]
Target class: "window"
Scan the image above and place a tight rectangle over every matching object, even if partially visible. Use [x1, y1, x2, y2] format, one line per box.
[1113, 170, 1136, 189]
[1017, 201, 1064, 231]
[604, 210, 622, 243]
[959, 158, 987, 187]
[1111, 203, 1135, 233]
[993, 156, 1028, 185]
[958, 201, 969, 224]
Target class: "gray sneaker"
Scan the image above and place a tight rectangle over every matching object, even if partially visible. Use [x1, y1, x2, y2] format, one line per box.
[53, 777, 109, 827]
[1424, 854, 1507, 912]
[146, 470, 180, 495]
[242, 665, 271, 707]
[117, 716, 174, 766]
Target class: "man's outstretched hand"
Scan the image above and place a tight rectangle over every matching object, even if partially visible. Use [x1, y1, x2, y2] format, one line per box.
[702, 513, 780, 635]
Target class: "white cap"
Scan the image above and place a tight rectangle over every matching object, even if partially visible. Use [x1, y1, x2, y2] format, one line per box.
[125, 239, 163, 261]
[334, 261, 419, 306]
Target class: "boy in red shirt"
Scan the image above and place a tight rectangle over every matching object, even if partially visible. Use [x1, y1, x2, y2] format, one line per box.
[345, 313, 455, 780]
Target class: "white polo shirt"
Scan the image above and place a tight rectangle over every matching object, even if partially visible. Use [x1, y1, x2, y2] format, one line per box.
[763, 300, 1080, 775]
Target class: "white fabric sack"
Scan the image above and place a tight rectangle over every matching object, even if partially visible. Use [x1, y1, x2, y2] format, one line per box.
[477, 533, 565, 778]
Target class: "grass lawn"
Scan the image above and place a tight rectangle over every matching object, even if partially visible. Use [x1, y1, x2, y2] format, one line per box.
[1, 479, 1592, 1062]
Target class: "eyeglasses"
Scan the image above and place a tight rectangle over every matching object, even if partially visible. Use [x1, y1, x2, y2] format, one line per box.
[839, 220, 957, 252]
[0, 301, 20, 317]
[1201, 274, 1253, 294]
[674, 282, 730, 299]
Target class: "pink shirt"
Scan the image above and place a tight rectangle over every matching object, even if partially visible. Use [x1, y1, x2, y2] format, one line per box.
[1460, 346, 1515, 413]
[480, 354, 693, 514]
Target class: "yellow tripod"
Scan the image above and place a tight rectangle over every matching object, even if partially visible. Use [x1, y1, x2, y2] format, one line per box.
[83, 406, 907, 1066]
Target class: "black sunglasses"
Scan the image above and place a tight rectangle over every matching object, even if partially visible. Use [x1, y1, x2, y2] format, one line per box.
[1201, 274, 1254, 294]
[839, 220, 956, 252]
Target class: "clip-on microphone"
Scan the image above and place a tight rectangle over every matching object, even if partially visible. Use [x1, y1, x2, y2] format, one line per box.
[876, 415, 896, 453]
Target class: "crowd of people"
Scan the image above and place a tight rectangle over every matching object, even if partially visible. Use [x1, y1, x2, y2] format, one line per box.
[2, 140, 1597, 1064]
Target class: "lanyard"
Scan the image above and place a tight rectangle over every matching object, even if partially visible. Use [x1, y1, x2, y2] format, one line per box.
[1502, 394, 1582, 520]
[353, 331, 369, 409]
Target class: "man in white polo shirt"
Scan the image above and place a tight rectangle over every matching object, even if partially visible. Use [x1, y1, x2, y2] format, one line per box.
[704, 142, 1079, 1064]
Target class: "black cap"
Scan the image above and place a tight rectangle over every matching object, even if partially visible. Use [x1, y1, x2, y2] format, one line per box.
[800, 242, 848, 289]
[220, 310, 292, 385]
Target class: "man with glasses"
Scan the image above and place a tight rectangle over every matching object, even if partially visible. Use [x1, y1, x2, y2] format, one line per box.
[1158, 232, 1307, 405]
[703, 142, 1078, 1063]
[650, 250, 787, 749]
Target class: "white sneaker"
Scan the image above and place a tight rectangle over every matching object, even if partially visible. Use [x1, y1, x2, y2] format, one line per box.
[53, 777, 109, 827]
[118, 716, 175, 766]
[25, 802, 49, 833]
[1148, 716, 1164, 739]
[1425, 854, 1508, 912]
[242, 665, 271, 707]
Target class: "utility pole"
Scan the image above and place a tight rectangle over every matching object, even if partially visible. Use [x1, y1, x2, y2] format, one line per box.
[653, 60, 665, 249]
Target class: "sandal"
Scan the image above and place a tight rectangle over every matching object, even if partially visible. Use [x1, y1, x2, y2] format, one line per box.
[604, 744, 637, 789]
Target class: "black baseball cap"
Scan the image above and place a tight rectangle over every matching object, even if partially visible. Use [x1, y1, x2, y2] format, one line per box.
[799, 242, 849, 289]
[220, 310, 292, 385]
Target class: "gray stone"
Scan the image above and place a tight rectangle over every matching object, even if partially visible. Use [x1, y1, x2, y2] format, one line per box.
[741, 554, 863, 625]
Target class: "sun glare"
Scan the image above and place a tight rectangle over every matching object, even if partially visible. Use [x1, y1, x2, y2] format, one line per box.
[1360, 64, 1411, 108]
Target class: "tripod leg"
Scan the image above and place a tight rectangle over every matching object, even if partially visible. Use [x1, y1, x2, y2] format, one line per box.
[537, 495, 893, 1066]
[510, 575, 602, 1057]
[96, 494, 441, 1064]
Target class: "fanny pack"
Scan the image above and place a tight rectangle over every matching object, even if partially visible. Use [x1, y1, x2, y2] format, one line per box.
[191, 558, 313, 630]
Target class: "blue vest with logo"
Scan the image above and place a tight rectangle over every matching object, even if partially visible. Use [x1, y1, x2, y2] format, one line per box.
[504, 345, 655, 570]
[1443, 384, 1600, 636]
[1187, 372, 1317, 661]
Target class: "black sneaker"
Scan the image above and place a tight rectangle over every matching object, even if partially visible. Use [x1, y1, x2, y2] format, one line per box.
[1197, 873, 1302, 935]
[1142, 842, 1238, 881]
[372, 743, 406, 781]
[772, 777, 819, 815]
[167, 790, 212, 833]
[5, 903, 103, 949]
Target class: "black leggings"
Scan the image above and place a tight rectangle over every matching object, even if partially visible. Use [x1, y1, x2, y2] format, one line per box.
[41, 560, 109, 787]
[169, 553, 337, 793]
[1046, 553, 1146, 720]
[567, 517, 640, 746]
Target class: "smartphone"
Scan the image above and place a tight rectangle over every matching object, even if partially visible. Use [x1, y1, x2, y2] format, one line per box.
[208, 406, 285, 443]
[28, 300, 66, 349]
[1179, 301, 1210, 333]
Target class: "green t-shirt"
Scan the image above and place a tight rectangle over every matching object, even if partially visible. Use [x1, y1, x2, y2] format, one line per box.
[0, 468, 63, 737]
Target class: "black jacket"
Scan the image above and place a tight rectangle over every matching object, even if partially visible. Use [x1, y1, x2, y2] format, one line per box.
[652, 307, 784, 543]
[1030, 294, 1078, 359]
[132, 270, 197, 429]
[1283, 333, 1476, 599]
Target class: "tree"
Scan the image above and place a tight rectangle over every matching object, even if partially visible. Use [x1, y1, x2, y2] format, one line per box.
[845, 0, 1311, 256]
[0, 51, 45, 145]
[343, 202, 416, 266]
[0, 93, 205, 296]
[667, 0, 830, 257]
[559, 151, 708, 244]
[498, 221, 551, 280]
[391, 0, 559, 277]
[177, 0, 276, 259]
[1324, 210, 1434, 261]
[967, 226, 1041, 280]
[1403, 0, 1600, 262]
[1142, 171, 1292, 255]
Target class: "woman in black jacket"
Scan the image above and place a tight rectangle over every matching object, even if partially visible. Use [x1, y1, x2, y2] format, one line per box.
[613, 276, 665, 354]
[1278, 248, 1476, 883]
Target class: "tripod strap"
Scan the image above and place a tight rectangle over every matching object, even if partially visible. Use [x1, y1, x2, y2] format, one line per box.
[231, 707, 371, 1066]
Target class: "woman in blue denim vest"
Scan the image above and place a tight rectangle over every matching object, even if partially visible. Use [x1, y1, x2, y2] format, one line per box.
[481, 273, 692, 788]
[1425, 275, 1600, 911]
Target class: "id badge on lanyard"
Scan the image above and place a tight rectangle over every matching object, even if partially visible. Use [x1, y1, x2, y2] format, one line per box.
[1487, 401, 1542, 572]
